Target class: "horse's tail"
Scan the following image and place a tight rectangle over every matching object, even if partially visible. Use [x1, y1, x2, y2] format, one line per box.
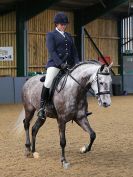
[13, 108, 25, 135]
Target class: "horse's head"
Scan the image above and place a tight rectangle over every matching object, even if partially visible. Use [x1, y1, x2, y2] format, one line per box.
[90, 63, 112, 107]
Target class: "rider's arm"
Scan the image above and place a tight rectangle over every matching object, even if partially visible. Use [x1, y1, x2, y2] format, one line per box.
[72, 44, 79, 65]
[46, 32, 62, 67]
[68, 33, 79, 65]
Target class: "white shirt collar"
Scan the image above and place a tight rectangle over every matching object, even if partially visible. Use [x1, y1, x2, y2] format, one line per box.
[56, 27, 65, 37]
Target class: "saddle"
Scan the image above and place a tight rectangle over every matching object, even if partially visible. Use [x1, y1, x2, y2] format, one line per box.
[40, 70, 67, 102]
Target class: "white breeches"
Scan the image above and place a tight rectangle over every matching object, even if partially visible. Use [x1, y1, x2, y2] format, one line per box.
[44, 67, 60, 88]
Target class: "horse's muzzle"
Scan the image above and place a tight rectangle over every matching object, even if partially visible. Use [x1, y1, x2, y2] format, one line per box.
[102, 102, 110, 107]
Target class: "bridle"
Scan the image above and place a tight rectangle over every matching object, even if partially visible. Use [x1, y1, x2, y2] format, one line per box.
[95, 70, 111, 96]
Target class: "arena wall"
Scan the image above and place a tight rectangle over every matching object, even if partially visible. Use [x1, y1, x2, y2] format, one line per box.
[0, 10, 119, 76]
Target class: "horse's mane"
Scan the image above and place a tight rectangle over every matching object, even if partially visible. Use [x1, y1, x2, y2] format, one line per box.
[70, 59, 102, 73]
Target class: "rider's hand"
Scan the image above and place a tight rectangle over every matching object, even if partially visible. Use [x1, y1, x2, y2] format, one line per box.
[60, 63, 69, 70]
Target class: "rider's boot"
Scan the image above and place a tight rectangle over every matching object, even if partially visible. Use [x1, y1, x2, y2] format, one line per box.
[37, 86, 49, 119]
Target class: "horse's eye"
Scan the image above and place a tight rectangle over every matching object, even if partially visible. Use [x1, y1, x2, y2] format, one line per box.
[100, 82, 103, 85]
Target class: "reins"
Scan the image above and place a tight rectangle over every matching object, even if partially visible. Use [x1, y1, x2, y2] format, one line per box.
[56, 71, 69, 93]
[56, 67, 111, 97]
[67, 71, 95, 96]
[56, 69, 95, 96]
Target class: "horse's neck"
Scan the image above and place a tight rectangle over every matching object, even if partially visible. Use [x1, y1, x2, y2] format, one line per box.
[64, 64, 100, 94]
[71, 64, 100, 82]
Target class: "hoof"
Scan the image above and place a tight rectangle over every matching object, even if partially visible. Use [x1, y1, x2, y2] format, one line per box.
[62, 161, 70, 169]
[25, 149, 33, 158]
[80, 145, 88, 154]
[33, 152, 40, 159]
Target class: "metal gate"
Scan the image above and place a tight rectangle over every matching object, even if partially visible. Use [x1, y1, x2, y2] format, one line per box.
[122, 15, 133, 93]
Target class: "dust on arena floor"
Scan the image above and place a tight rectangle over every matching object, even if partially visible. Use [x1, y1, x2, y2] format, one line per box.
[0, 96, 133, 177]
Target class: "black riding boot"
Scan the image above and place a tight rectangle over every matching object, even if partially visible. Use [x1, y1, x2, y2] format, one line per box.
[37, 86, 49, 119]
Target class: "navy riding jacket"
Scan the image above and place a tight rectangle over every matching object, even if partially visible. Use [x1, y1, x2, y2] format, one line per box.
[46, 29, 79, 68]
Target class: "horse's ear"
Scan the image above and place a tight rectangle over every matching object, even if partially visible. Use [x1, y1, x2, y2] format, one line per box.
[100, 64, 106, 72]
[108, 62, 113, 69]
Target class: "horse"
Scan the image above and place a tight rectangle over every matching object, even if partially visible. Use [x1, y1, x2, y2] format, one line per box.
[16, 60, 112, 169]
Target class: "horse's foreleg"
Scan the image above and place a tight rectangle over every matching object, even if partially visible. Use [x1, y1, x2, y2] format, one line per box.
[75, 117, 96, 153]
[31, 117, 46, 154]
[23, 109, 35, 157]
[58, 120, 70, 169]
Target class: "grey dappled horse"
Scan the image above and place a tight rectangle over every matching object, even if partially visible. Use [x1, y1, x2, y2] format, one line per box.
[21, 60, 112, 168]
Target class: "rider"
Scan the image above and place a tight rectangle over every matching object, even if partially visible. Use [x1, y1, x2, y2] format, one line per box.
[38, 12, 79, 119]
[38, 12, 91, 119]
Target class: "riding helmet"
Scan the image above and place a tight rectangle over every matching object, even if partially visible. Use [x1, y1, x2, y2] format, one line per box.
[54, 12, 69, 24]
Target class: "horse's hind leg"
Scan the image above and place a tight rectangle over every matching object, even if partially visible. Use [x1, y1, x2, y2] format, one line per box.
[31, 117, 46, 154]
[75, 117, 96, 153]
[57, 120, 70, 169]
[23, 107, 35, 157]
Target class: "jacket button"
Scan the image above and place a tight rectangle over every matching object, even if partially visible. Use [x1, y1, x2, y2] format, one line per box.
[66, 48, 68, 50]
[66, 53, 68, 55]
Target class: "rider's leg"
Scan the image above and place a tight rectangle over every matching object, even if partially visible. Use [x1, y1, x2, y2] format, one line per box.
[37, 86, 49, 118]
[38, 67, 60, 119]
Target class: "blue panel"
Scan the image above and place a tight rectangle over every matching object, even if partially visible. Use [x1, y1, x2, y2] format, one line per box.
[0, 77, 14, 104]
[123, 75, 133, 93]
[123, 55, 133, 93]
[112, 75, 122, 96]
[14, 77, 29, 103]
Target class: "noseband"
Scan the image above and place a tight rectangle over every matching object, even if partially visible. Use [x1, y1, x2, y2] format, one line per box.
[88, 69, 110, 96]
[95, 72, 111, 96]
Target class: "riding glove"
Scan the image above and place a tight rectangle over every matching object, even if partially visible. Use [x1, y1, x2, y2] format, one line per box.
[60, 63, 70, 70]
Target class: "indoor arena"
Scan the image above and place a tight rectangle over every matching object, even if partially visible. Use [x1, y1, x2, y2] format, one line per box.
[0, 0, 133, 177]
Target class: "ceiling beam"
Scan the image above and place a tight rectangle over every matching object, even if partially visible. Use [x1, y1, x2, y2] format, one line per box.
[0, 2, 15, 14]
[17, 0, 62, 21]
[77, 0, 128, 26]
[59, 1, 92, 7]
